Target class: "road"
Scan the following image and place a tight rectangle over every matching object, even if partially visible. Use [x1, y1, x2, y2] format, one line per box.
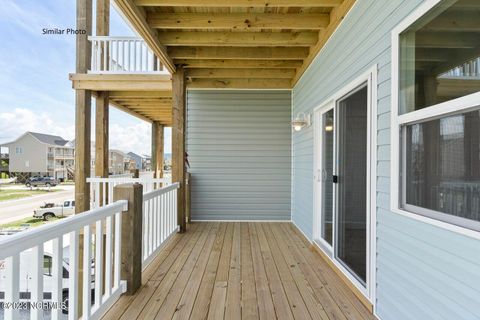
[0, 186, 74, 224]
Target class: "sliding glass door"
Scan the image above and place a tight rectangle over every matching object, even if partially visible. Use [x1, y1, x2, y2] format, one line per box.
[315, 83, 370, 287]
[336, 85, 368, 284]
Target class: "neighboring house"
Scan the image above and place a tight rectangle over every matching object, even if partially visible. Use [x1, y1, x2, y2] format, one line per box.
[1, 132, 74, 181]
[124, 155, 136, 172]
[127, 152, 150, 171]
[90, 143, 130, 176]
[109, 149, 126, 175]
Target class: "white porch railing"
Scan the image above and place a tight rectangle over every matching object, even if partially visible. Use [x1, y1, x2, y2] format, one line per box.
[142, 183, 179, 269]
[89, 36, 167, 74]
[108, 173, 133, 179]
[138, 171, 154, 179]
[88, 176, 171, 209]
[0, 201, 128, 320]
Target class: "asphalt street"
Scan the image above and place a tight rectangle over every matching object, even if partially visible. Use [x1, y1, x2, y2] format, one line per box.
[0, 185, 74, 224]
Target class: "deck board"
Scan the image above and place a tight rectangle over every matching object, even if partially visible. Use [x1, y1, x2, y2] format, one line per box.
[102, 222, 376, 320]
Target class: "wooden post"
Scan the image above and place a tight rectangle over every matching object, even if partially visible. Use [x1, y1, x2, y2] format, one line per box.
[172, 67, 187, 233]
[95, 92, 109, 179]
[75, 0, 92, 316]
[75, 0, 92, 214]
[151, 122, 164, 178]
[113, 183, 143, 295]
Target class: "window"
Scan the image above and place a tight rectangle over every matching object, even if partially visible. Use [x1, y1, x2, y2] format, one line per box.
[15, 147, 22, 154]
[398, 0, 480, 114]
[392, 0, 480, 232]
[43, 255, 52, 276]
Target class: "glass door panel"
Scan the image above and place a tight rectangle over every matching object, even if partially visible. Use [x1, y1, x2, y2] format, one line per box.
[336, 85, 368, 284]
[321, 109, 335, 246]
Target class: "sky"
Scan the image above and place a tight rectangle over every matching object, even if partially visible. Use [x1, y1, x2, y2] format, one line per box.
[0, 0, 171, 156]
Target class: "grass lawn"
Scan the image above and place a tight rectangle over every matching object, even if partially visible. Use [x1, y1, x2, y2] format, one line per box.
[0, 188, 59, 201]
[0, 216, 65, 229]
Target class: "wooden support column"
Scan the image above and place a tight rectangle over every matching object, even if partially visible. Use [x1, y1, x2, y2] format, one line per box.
[172, 67, 187, 233]
[75, 0, 92, 317]
[95, 92, 109, 179]
[75, 0, 93, 214]
[113, 183, 143, 295]
[151, 122, 164, 178]
[94, 0, 110, 180]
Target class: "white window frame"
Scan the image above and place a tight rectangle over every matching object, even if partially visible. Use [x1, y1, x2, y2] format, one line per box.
[391, 0, 480, 240]
[15, 147, 22, 154]
[313, 65, 377, 304]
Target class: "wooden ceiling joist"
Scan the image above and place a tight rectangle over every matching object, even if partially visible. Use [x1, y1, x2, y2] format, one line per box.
[168, 47, 309, 60]
[158, 31, 318, 47]
[186, 68, 295, 79]
[69, 74, 172, 91]
[175, 59, 303, 69]
[148, 13, 329, 30]
[188, 78, 291, 89]
[109, 90, 172, 98]
[135, 0, 342, 7]
[113, 0, 357, 89]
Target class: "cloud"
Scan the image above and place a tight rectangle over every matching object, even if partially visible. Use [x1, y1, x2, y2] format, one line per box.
[0, 108, 74, 142]
[0, 108, 172, 156]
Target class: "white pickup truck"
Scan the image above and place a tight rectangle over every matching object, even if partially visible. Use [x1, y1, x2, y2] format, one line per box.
[33, 200, 75, 220]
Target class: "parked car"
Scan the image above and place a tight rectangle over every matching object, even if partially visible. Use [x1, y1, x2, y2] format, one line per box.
[0, 246, 94, 315]
[25, 176, 58, 188]
[33, 200, 75, 220]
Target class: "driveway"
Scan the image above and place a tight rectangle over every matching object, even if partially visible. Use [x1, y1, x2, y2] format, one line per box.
[0, 185, 74, 224]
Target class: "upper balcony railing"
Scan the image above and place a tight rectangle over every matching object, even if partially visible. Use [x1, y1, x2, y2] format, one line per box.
[89, 36, 168, 74]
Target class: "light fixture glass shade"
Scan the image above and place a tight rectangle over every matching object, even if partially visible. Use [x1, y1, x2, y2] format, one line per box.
[291, 112, 310, 131]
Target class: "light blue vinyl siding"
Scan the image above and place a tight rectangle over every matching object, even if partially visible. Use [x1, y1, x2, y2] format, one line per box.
[292, 0, 480, 319]
[186, 90, 291, 221]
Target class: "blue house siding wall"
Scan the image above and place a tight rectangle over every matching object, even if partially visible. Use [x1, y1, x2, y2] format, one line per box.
[292, 0, 480, 319]
[186, 90, 291, 221]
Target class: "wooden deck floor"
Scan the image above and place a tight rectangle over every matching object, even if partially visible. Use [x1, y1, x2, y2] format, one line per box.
[103, 222, 376, 320]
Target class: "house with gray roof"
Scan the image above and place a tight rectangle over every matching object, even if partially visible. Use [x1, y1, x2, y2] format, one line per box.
[1, 132, 74, 181]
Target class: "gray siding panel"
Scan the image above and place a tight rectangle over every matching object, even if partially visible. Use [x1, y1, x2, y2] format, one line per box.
[292, 0, 480, 319]
[187, 90, 291, 221]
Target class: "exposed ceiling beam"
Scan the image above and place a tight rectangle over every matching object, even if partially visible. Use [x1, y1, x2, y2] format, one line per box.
[109, 90, 172, 98]
[415, 32, 480, 49]
[147, 13, 329, 30]
[158, 31, 318, 47]
[293, 0, 355, 85]
[423, 10, 480, 32]
[135, 0, 342, 7]
[69, 73, 172, 91]
[175, 59, 303, 69]
[109, 100, 153, 123]
[168, 47, 309, 60]
[114, 0, 175, 73]
[186, 68, 295, 79]
[188, 78, 291, 89]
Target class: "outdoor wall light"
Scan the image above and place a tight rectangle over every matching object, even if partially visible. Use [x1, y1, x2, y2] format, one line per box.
[292, 112, 311, 132]
[325, 125, 333, 132]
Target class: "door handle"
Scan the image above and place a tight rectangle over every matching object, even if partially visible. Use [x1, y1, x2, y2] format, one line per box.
[332, 175, 338, 183]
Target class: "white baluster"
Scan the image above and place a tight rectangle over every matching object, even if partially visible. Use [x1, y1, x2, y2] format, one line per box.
[114, 212, 122, 288]
[68, 231, 79, 320]
[105, 216, 112, 297]
[30, 245, 44, 320]
[95, 220, 104, 307]
[51, 237, 63, 320]
[4, 254, 20, 320]
[83, 225, 92, 318]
